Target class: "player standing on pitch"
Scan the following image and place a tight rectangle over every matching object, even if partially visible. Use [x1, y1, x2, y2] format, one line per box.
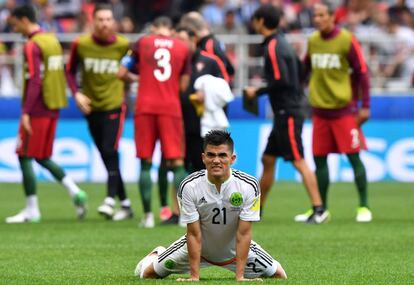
[296, 1, 372, 222]
[244, 5, 328, 224]
[133, 130, 287, 281]
[6, 5, 87, 223]
[66, 4, 132, 221]
[118, 16, 191, 228]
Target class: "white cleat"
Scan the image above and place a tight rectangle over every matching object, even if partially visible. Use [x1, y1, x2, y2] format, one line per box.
[134, 246, 166, 278]
[139, 212, 155, 228]
[356, 207, 373, 222]
[5, 209, 41, 224]
[294, 209, 313, 222]
[113, 208, 133, 221]
[97, 203, 114, 219]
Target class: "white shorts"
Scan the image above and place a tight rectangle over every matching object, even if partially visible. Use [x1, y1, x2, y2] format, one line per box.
[153, 236, 280, 279]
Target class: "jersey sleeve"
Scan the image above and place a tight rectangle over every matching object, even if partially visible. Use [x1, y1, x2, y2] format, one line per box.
[178, 184, 199, 224]
[65, 38, 80, 95]
[23, 41, 42, 114]
[120, 50, 136, 71]
[256, 39, 292, 96]
[348, 36, 370, 108]
[239, 183, 261, 222]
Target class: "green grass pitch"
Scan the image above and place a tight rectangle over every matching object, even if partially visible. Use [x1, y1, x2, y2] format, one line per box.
[0, 182, 413, 284]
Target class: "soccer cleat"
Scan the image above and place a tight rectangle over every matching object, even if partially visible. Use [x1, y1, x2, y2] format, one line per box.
[113, 207, 134, 221]
[139, 212, 155, 228]
[5, 209, 41, 224]
[161, 213, 179, 225]
[356, 207, 372, 222]
[306, 210, 330, 224]
[294, 209, 313, 222]
[73, 190, 88, 220]
[134, 246, 166, 278]
[98, 203, 115, 219]
[159, 206, 173, 221]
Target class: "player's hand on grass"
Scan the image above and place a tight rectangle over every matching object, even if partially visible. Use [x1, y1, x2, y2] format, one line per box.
[75, 92, 92, 115]
[356, 108, 370, 126]
[236, 277, 263, 282]
[176, 277, 199, 282]
[21, 113, 32, 135]
[244, 86, 257, 100]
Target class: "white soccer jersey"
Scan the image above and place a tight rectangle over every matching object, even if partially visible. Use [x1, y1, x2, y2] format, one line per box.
[178, 169, 261, 263]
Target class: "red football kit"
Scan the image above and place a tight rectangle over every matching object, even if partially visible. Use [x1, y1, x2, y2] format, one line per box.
[16, 31, 59, 159]
[131, 34, 191, 159]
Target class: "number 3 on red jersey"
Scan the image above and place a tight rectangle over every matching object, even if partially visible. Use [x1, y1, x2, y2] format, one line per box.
[153, 48, 171, 82]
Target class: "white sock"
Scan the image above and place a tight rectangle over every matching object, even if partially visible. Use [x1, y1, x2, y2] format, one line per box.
[26, 195, 40, 217]
[62, 176, 81, 197]
[120, 199, 131, 208]
[104, 197, 116, 207]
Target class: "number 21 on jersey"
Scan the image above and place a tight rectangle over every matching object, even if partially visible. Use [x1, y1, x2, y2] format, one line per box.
[153, 48, 171, 82]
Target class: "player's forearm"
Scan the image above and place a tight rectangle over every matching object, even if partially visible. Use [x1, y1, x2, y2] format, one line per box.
[235, 230, 251, 280]
[65, 69, 78, 95]
[187, 232, 201, 279]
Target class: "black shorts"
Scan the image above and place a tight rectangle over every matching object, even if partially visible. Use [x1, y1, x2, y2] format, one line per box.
[263, 115, 304, 161]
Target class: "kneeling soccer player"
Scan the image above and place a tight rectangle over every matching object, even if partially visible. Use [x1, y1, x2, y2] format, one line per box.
[134, 130, 287, 281]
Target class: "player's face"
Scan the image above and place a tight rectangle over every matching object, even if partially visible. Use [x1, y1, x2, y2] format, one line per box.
[9, 16, 28, 36]
[93, 9, 115, 38]
[202, 144, 236, 180]
[251, 18, 264, 35]
[313, 4, 335, 33]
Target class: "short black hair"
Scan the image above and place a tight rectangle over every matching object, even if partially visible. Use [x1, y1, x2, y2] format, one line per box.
[203, 130, 234, 153]
[11, 5, 37, 23]
[251, 5, 281, 29]
[93, 3, 113, 16]
[152, 16, 173, 29]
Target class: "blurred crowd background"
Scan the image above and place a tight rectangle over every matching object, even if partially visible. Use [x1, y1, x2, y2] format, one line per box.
[1, 0, 414, 95]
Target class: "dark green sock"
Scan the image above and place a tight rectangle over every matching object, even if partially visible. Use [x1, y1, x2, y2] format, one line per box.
[314, 156, 329, 208]
[347, 153, 368, 208]
[158, 160, 169, 207]
[172, 165, 187, 192]
[139, 161, 153, 213]
[36, 159, 65, 182]
[19, 157, 36, 196]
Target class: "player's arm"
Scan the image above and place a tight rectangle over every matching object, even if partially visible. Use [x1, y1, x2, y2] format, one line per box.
[177, 183, 201, 281]
[117, 50, 139, 83]
[235, 219, 253, 281]
[183, 220, 202, 281]
[22, 41, 42, 134]
[66, 38, 91, 114]
[237, 180, 261, 281]
[255, 41, 291, 97]
[349, 36, 370, 126]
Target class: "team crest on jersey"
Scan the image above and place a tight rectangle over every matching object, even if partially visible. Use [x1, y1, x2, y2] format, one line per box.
[165, 259, 176, 269]
[230, 192, 243, 207]
[196, 61, 205, 72]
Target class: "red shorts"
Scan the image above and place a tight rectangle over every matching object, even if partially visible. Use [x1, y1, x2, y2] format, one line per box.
[134, 114, 185, 159]
[16, 117, 57, 159]
[312, 114, 367, 156]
